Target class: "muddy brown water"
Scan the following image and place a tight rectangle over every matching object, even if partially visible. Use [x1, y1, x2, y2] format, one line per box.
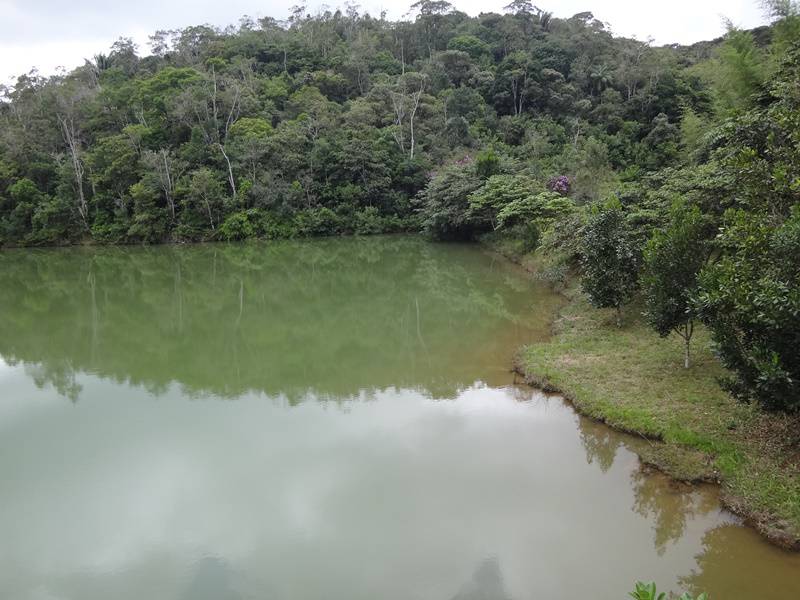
[0, 236, 798, 599]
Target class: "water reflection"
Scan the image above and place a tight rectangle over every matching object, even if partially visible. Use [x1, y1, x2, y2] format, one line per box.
[2, 238, 800, 599]
[182, 557, 242, 600]
[1, 374, 799, 599]
[579, 416, 624, 473]
[630, 470, 719, 556]
[0, 237, 562, 402]
[679, 524, 800, 598]
[451, 557, 511, 600]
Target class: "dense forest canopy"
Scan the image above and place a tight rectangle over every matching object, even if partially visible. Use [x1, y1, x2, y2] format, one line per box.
[0, 0, 744, 243]
[0, 0, 798, 411]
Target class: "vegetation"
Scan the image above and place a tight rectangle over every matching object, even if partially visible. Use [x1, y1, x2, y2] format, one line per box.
[641, 202, 711, 368]
[0, 1, 741, 249]
[630, 581, 707, 600]
[580, 201, 640, 326]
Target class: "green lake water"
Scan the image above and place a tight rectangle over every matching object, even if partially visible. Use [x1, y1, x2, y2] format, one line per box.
[0, 235, 797, 599]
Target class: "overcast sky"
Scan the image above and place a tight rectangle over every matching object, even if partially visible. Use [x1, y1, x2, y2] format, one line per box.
[0, 0, 767, 85]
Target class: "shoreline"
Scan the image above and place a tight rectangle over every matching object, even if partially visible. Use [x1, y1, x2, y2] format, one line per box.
[487, 239, 800, 551]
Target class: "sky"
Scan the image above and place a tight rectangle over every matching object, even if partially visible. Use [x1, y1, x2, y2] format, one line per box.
[0, 0, 768, 85]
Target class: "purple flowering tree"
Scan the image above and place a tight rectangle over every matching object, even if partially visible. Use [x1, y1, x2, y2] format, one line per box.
[548, 175, 570, 196]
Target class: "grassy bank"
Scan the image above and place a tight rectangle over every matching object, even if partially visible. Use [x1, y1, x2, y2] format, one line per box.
[486, 239, 800, 549]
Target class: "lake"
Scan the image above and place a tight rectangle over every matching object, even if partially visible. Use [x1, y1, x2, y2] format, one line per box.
[0, 236, 797, 599]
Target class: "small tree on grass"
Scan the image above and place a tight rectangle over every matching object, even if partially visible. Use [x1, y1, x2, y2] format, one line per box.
[581, 201, 640, 326]
[641, 202, 711, 368]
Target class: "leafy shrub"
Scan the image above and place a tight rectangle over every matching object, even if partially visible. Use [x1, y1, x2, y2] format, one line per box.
[417, 161, 485, 241]
[259, 212, 298, 239]
[293, 207, 344, 237]
[697, 208, 800, 412]
[581, 201, 640, 325]
[353, 206, 385, 235]
[629, 581, 707, 600]
[28, 197, 74, 245]
[219, 210, 259, 241]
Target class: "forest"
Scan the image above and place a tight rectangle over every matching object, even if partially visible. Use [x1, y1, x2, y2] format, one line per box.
[0, 0, 798, 412]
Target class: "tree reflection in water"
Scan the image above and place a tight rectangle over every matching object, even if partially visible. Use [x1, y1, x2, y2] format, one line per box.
[630, 469, 718, 555]
[678, 524, 800, 598]
[579, 416, 623, 473]
[181, 556, 242, 600]
[0, 237, 562, 403]
[450, 557, 511, 600]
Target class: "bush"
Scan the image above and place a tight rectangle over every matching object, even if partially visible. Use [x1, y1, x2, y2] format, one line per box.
[353, 206, 385, 235]
[219, 210, 259, 241]
[417, 161, 485, 241]
[293, 207, 344, 237]
[581, 201, 640, 325]
[629, 581, 707, 600]
[697, 208, 800, 412]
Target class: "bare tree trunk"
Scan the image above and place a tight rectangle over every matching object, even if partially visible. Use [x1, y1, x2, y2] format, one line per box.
[389, 91, 406, 154]
[409, 81, 424, 160]
[58, 114, 88, 228]
[684, 335, 690, 369]
[218, 143, 237, 200]
[203, 194, 216, 230]
[683, 321, 694, 369]
[161, 150, 175, 221]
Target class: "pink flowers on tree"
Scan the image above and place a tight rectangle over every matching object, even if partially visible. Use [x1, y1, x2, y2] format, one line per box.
[548, 175, 570, 196]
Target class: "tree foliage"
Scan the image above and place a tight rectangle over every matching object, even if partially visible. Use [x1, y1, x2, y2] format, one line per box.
[641, 202, 710, 367]
[697, 209, 800, 411]
[581, 202, 640, 324]
[0, 2, 729, 245]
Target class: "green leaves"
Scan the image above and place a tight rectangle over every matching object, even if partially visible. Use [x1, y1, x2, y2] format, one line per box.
[580, 204, 640, 322]
[418, 161, 485, 241]
[697, 208, 800, 412]
[641, 201, 710, 365]
[629, 581, 665, 600]
[629, 581, 707, 600]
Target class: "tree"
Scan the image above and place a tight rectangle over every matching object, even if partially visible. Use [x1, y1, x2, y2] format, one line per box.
[128, 180, 168, 242]
[183, 168, 225, 234]
[641, 202, 710, 368]
[417, 159, 484, 240]
[3, 178, 44, 241]
[141, 149, 186, 224]
[53, 76, 97, 229]
[388, 72, 428, 160]
[0, 3, 791, 253]
[712, 27, 764, 115]
[409, 1, 454, 60]
[697, 209, 800, 412]
[581, 202, 640, 326]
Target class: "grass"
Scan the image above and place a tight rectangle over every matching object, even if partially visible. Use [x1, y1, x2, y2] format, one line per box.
[514, 282, 800, 549]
